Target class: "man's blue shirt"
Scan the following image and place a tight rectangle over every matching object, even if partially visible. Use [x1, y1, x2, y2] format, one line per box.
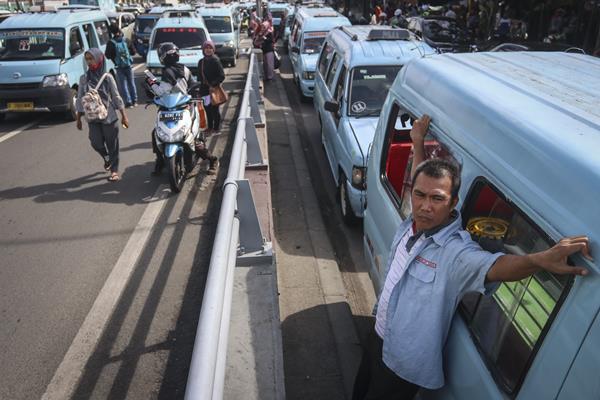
[379, 211, 503, 389]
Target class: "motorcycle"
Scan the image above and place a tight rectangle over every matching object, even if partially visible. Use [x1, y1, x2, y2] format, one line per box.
[145, 71, 203, 193]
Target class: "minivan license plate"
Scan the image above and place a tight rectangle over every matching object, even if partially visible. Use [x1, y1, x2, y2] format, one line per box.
[8, 102, 34, 111]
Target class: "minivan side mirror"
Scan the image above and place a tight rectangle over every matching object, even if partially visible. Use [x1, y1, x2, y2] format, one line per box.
[324, 100, 339, 113]
[291, 46, 300, 54]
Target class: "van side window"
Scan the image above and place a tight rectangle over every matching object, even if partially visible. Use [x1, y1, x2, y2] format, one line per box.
[290, 21, 300, 44]
[379, 102, 458, 218]
[318, 42, 334, 78]
[460, 180, 573, 394]
[325, 53, 341, 91]
[83, 23, 98, 48]
[334, 65, 346, 105]
[69, 27, 84, 56]
[94, 21, 110, 45]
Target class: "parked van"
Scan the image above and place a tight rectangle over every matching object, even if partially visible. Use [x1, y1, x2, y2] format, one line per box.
[288, 6, 350, 99]
[195, 4, 238, 67]
[134, 5, 193, 57]
[0, 9, 112, 121]
[363, 51, 600, 399]
[146, 16, 210, 77]
[314, 26, 434, 224]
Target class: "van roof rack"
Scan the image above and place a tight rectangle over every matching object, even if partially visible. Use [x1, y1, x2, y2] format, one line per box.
[367, 28, 410, 41]
[339, 26, 357, 41]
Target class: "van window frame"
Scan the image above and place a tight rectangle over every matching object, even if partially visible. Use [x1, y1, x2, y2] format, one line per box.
[325, 52, 341, 92]
[93, 20, 110, 46]
[317, 41, 334, 78]
[68, 25, 85, 57]
[459, 176, 575, 396]
[82, 23, 98, 48]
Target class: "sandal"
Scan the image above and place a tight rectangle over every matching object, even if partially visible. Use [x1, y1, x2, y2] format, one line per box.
[108, 172, 120, 182]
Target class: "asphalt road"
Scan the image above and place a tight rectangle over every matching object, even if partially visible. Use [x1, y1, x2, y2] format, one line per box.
[0, 57, 246, 400]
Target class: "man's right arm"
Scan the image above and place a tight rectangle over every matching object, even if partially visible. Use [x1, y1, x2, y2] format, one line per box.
[409, 114, 431, 179]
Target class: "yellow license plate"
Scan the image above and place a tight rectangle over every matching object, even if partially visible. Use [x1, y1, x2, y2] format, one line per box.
[7, 102, 34, 111]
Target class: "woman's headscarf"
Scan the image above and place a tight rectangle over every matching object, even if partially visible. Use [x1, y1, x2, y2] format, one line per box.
[203, 39, 216, 56]
[85, 48, 106, 86]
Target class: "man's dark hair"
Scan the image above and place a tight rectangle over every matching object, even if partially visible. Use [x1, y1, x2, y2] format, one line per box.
[412, 158, 461, 200]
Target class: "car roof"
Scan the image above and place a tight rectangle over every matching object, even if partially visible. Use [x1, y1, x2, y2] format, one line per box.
[393, 51, 600, 236]
[328, 26, 435, 67]
[154, 16, 207, 28]
[0, 10, 107, 28]
[297, 7, 350, 32]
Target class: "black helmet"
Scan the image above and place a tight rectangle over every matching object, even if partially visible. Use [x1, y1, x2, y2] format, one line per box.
[158, 42, 179, 66]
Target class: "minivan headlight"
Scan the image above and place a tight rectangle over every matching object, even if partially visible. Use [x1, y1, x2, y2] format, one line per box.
[224, 40, 235, 47]
[351, 166, 366, 190]
[42, 73, 68, 87]
[302, 71, 315, 80]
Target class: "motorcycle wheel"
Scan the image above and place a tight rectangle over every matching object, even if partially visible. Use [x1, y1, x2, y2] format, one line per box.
[167, 151, 186, 193]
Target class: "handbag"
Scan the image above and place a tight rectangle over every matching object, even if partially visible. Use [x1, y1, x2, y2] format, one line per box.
[197, 100, 208, 130]
[81, 73, 109, 122]
[201, 59, 228, 106]
[274, 50, 281, 70]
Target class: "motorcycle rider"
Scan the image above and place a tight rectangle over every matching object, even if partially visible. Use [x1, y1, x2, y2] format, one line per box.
[151, 42, 219, 176]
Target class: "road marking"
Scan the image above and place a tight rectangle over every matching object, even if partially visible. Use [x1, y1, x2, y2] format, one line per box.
[0, 119, 41, 144]
[133, 63, 146, 72]
[41, 184, 171, 400]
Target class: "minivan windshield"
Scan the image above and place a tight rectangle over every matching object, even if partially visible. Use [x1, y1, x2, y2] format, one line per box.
[348, 65, 401, 117]
[151, 27, 207, 49]
[136, 17, 159, 34]
[203, 16, 232, 33]
[0, 29, 65, 60]
[302, 31, 326, 54]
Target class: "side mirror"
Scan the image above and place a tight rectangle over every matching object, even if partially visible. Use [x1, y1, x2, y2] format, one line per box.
[70, 42, 82, 55]
[324, 100, 339, 113]
[291, 46, 300, 54]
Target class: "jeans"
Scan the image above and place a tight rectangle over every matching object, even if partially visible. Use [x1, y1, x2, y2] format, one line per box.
[205, 103, 221, 130]
[116, 66, 137, 105]
[88, 120, 119, 173]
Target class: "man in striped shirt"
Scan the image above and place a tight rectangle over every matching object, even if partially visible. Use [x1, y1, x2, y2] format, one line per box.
[352, 115, 592, 400]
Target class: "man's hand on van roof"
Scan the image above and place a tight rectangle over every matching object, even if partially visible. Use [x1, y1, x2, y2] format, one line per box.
[486, 236, 592, 283]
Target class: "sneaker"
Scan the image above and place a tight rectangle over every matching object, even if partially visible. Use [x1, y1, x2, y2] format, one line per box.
[132, 102, 138, 107]
[207, 157, 219, 175]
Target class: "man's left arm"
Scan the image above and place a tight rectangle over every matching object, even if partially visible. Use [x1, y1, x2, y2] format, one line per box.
[486, 236, 592, 283]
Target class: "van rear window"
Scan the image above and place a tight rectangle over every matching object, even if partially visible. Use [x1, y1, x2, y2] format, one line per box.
[151, 28, 207, 49]
[203, 16, 232, 33]
[0, 29, 65, 60]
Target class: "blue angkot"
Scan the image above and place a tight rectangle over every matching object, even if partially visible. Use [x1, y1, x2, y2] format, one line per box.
[379, 211, 503, 389]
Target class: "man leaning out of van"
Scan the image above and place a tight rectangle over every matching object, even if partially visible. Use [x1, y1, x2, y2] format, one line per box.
[352, 114, 593, 400]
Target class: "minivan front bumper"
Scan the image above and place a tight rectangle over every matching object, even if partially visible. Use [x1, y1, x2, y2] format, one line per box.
[0, 84, 72, 113]
[215, 45, 236, 63]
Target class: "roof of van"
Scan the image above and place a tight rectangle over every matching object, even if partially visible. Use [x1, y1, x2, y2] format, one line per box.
[296, 7, 350, 31]
[0, 10, 107, 28]
[154, 16, 207, 28]
[149, 4, 193, 14]
[328, 26, 435, 66]
[196, 6, 233, 16]
[394, 51, 600, 239]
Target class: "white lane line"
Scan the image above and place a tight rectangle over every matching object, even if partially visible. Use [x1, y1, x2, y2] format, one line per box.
[133, 63, 146, 72]
[0, 119, 41, 144]
[41, 184, 171, 400]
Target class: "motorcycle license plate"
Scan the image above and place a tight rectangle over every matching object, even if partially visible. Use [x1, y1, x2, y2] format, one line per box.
[160, 112, 182, 122]
[8, 102, 34, 111]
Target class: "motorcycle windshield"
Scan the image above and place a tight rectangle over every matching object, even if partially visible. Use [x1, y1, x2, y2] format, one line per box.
[156, 93, 191, 109]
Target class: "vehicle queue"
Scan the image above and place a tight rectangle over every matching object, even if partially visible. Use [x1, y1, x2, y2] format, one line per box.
[1, 1, 600, 399]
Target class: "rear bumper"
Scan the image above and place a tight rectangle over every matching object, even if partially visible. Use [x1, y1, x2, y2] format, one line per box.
[216, 46, 236, 62]
[0, 84, 72, 113]
[299, 78, 314, 98]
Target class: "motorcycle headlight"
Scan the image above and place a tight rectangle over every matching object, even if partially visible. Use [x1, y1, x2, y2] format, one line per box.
[156, 125, 186, 143]
[351, 166, 366, 190]
[149, 67, 162, 76]
[42, 73, 68, 87]
[302, 71, 315, 80]
[224, 40, 235, 47]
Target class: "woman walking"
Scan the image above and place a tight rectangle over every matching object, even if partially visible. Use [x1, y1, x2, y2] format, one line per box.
[260, 20, 276, 81]
[76, 48, 129, 182]
[197, 40, 225, 134]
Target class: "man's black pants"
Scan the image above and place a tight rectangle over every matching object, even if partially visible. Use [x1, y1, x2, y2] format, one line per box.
[352, 326, 420, 400]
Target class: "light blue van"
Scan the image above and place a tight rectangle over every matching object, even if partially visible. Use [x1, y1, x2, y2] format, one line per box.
[134, 5, 194, 57]
[0, 9, 113, 121]
[146, 16, 211, 77]
[268, 1, 293, 39]
[287, 6, 350, 99]
[363, 51, 600, 399]
[313, 26, 434, 224]
[195, 4, 238, 67]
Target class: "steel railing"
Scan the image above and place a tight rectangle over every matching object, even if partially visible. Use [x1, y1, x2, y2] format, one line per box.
[184, 51, 271, 400]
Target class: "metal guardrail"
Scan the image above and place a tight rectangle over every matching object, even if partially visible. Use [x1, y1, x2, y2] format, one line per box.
[184, 51, 273, 400]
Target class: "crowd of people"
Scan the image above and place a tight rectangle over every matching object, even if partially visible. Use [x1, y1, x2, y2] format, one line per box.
[249, 8, 278, 80]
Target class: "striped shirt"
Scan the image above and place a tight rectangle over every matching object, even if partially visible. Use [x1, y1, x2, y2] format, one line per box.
[375, 226, 425, 338]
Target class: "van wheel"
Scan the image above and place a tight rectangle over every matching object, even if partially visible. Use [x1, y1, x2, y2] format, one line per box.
[65, 88, 77, 121]
[339, 173, 359, 226]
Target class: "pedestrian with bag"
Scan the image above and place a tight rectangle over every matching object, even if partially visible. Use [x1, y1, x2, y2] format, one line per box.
[105, 25, 138, 108]
[197, 40, 226, 135]
[260, 21, 276, 81]
[76, 48, 129, 182]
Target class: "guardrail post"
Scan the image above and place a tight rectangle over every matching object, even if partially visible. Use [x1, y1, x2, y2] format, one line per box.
[236, 179, 273, 266]
[249, 89, 263, 126]
[241, 117, 267, 167]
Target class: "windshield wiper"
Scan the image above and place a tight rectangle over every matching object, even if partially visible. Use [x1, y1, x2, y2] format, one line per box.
[354, 109, 381, 118]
